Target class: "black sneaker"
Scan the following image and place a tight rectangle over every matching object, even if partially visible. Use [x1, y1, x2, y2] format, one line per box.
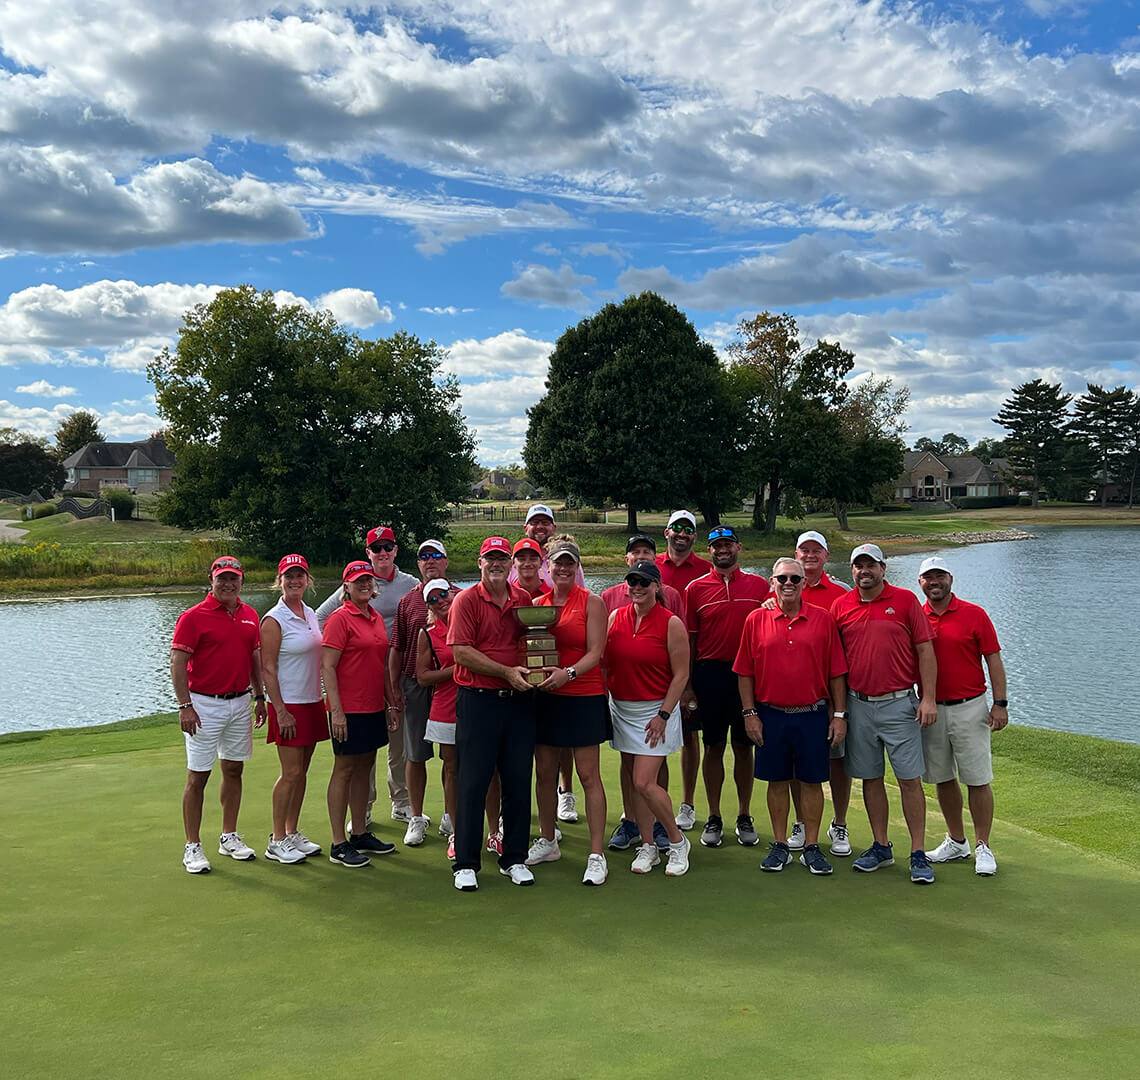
[350, 831, 396, 855]
[799, 843, 834, 875]
[700, 814, 724, 848]
[760, 841, 792, 871]
[329, 841, 370, 868]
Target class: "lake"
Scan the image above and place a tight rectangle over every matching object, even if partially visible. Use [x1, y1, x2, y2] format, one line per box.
[1, 524, 1136, 743]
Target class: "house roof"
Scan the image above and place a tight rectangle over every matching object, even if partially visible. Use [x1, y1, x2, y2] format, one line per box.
[900, 452, 1008, 485]
[62, 437, 175, 470]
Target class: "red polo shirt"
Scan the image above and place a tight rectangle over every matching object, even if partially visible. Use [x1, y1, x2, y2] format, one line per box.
[831, 582, 933, 696]
[604, 602, 677, 701]
[923, 595, 1000, 701]
[801, 572, 849, 610]
[685, 567, 771, 662]
[172, 595, 261, 695]
[601, 581, 685, 618]
[322, 602, 388, 713]
[733, 604, 847, 707]
[446, 580, 531, 689]
[656, 552, 713, 592]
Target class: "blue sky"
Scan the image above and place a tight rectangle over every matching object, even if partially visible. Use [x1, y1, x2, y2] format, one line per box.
[2, 0, 1138, 463]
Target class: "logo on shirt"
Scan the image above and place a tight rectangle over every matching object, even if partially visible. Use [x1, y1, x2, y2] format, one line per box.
[885, 607, 895, 615]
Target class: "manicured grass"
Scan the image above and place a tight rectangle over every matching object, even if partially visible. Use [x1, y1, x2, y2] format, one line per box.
[2, 720, 1137, 1079]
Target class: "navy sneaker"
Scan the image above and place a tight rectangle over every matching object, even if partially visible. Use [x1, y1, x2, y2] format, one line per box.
[329, 841, 369, 868]
[799, 843, 833, 875]
[350, 831, 396, 856]
[910, 849, 935, 884]
[760, 841, 792, 871]
[608, 818, 641, 851]
[852, 841, 895, 872]
[653, 822, 670, 852]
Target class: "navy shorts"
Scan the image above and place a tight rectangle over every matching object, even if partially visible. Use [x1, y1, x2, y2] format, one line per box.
[753, 703, 830, 784]
[691, 660, 749, 746]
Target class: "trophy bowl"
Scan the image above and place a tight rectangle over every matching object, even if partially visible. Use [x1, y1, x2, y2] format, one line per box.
[515, 605, 558, 629]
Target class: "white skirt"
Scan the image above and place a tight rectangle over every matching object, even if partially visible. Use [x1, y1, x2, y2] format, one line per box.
[425, 719, 455, 746]
[609, 696, 682, 757]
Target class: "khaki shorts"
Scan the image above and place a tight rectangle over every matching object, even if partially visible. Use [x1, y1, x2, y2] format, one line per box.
[922, 695, 994, 786]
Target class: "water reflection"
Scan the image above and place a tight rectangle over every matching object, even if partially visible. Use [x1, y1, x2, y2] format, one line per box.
[0, 525, 1135, 742]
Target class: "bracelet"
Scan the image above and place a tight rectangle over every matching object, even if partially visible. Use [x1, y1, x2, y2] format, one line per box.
[177, 702, 194, 710]
[741, 708, 758, 718]
[385, 705, 398, 712]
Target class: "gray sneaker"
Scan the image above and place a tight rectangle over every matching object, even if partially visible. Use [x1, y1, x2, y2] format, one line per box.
[700, 814, 724, 848]
[676, 802, 697, 831]
[734, 814, 760, 846]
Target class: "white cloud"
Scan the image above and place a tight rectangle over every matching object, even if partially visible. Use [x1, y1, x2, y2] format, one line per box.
[14, 380, 77, 397]
[444, 329, 553, 378]
[314, 288, 394, 327]
[501, 263, 595, 308]
[457, 374, 549, 461]
[419, 305, 474, 315]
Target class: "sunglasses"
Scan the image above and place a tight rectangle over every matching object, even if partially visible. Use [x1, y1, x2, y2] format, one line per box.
[426, 591, 452, 605]
[370, 543, 396, 553]
[418, 551, 446, 560]
[773, 574, 803, 585]
[668, 525, 696, 535]
[626, 577, 653, 589]
[707, 528, 737, 542]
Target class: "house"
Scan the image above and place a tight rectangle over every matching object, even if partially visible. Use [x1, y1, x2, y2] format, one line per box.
[62, 437, 176, 494]
[469, 470, 536, 500]
[895, 452, 1011, 502]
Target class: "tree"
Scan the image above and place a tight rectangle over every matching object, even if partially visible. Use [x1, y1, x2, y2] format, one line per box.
[726, 313, 853, 532]
[524, 292, 740, 531]
[148, 286, 477, 562]
[1118, 393, 1140, 508]
[54, 411, 105, 460]
[1068, 384, 1133, 507]
[970, 436, 1009, 463]
[994, 380, 1072, 508]
[913, 432, 968, 456]
[0, 435, 65, 495]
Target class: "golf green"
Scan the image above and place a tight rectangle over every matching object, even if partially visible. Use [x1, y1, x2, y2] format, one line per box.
[3, 720, 1137, 1079]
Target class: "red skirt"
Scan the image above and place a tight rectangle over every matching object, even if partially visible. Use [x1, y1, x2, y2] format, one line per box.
[267, 701, 330, 747]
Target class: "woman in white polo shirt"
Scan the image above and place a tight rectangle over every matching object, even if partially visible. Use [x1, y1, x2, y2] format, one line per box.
[261, 554, 327, 864]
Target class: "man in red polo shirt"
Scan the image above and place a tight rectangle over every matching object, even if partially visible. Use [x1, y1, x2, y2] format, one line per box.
[171, 556, 267, 874]
[832, 543, 938, 884]
[655, 509, 712, 592]
[735, 557, 848, 875]
[917, 557, 1008, 877]
[446, 536, 537, 891]
[787, 530, 854, 857]
[685, 526, 770, 848]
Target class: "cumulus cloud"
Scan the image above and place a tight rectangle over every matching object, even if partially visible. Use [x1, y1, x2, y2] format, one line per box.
[501, 263, 595, 308]
[444, 329, 553, 378]
[14, 380, 77, 397]
[314, 288, 394, 327]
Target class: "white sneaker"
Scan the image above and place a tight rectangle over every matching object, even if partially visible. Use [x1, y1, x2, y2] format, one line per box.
[183, 842, 211, 874]
[265, 834, 306, 864]
[403, 815, 429, 846]
[665, 836, 691, 877]
[929, 834, 972, 862]
[827, 821, 852, 857]
[787, 821, 806, 851]
[525, 836, 561, 865]
[499, 863, 535, 886]
[439, 813, 453, 837]
[677, 802, 697, 831]
[391, 804, 413, 823]
[582, 853, 608, 886]
[630, 843, 661, 874]
[554, 826, 563, 844]
[287, 830, 321, 856]
[557, 790, 579, 823]
[218, 832, 256, 861]
[974, 841, 997, 876]
[453, 868, 478, 891]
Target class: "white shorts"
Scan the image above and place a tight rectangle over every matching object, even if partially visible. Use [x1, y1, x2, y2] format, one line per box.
[425, 719, 455, 746]
[609, 697, 682, 757]
[185, 692, 254, 772]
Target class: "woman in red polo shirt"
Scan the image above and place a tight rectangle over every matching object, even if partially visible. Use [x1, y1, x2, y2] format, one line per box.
[260, 553, 326, 865]
[322, 560, 400, 868]
[525, 538, 610, 885]
[604, 560, 692, 877]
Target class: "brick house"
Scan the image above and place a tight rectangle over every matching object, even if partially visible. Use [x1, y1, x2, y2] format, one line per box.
[895, 451, 1011, 502]
[62, 437, 176, 494]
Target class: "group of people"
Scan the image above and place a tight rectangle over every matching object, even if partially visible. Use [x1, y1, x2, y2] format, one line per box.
[173, 504, 1009, 891]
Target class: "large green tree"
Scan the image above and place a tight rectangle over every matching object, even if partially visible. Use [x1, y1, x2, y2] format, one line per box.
[1117, 392, 1140, 508]
[1068, 383, 1134, 507]
[148, 286, 476, 561]
[0, 430, 65, 495]
[913, 432, 968, 456]
[994, 379, 1072, 508]
[54, 411, 105, 460]
[523, 292, 740, 531]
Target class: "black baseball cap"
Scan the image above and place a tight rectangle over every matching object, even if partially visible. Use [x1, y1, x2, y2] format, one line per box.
[626, 533, 657, 553]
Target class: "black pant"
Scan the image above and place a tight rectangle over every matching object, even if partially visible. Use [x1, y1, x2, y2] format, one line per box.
[454, 687, 537, 873]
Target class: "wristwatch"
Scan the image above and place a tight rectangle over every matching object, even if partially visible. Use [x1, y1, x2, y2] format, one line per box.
[993, 699, 1008, 708]
[832, 710, 847, 719]
[177, 701, 194, 711]
[565, 666, 577, 682]
[656, 709, 670, 721]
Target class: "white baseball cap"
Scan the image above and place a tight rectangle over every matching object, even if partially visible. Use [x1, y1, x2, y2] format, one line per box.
[417, 539, 447, 556]
[918, 556, 952, 576]
[525, 503, 555, 524]
[667, 509, 697, 529]
[796, 530, 828, 551]
[423, 579, 452, 601]
[850, 543, 885, 564]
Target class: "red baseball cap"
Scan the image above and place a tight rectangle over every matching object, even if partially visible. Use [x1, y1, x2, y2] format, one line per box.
[479, 536, 511, 557]
[366, 525, 396, 548]
[210, 556, 243, 578]
[277, 553, 309, 574]
[512, 538, 542, 557]
[343, 560, 376, 582]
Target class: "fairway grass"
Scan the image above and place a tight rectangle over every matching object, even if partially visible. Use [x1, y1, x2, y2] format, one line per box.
[3, 722, 1139, 1080]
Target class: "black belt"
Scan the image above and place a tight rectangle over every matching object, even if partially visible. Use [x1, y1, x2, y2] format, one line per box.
[464, 687, 534, 698]
[193, 688, 251, 700]
[936, 693, 984, 707]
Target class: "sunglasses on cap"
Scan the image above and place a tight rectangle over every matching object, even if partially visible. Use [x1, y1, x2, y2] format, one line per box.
[213, 558, 242, 572]
[667, 524, 696, 535]
[773, 573, 803, 585]
[418, 550, 446, 560]
[370, 542, 396, 553]
[707, 528, 737, 542]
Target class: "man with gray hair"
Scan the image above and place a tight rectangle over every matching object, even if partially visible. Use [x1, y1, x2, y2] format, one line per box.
[734, 558, 848, 875]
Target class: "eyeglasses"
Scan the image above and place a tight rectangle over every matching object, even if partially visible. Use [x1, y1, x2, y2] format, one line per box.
[626, 577, 652, 589]
[667, 525, 695, 535]
[418, 551, 446, 560]
[370, 543, 396, 553]
[773, 574, 803, 585]
[483, 553, 511, 562]
[426, 591, 452, 605]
